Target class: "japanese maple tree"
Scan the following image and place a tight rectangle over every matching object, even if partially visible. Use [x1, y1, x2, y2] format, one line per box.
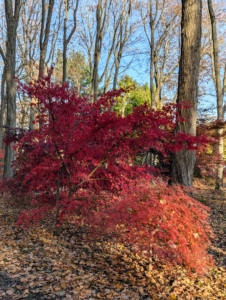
[3, 76, 214, 274]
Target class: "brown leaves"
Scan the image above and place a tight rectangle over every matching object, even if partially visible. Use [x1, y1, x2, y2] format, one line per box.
[0, 193, 226, 299]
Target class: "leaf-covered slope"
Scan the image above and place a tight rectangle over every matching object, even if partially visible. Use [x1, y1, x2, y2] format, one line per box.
[0, 191, 226, 299]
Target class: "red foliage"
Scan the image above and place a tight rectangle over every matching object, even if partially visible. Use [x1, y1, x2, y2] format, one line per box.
[81, 180, 214, 274]
[2, 76, 214, 273]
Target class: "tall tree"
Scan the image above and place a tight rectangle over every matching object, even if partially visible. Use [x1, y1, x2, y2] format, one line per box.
[170, 0, 202, 187]
[207, 0, 224, 190]
[3, 0, 21, 178]
[0, 2, 7, 150]
[28, 0, 54, 130]
[112, 0, 132, 90]
[39, 0, 55, 78]
[17, 0, 42, 129]
[0, 66, 6, 149]
[77, 0, 138, 99]
[62, 0, 79, 83]
[141, 0, 181, 108]
[91, 0, 112, 101]
[149, 0, 157, 109]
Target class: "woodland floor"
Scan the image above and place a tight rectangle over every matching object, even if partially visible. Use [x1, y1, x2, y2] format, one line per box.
[0, 179, 226, 300]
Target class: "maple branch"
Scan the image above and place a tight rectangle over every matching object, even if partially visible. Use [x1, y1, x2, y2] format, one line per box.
[70, 160, 106, 194]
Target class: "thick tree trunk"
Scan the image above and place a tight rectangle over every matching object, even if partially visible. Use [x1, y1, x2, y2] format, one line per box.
[4, 0, 21, 178]
[170, 0, 202, 187]
[207, 0, 224, 190]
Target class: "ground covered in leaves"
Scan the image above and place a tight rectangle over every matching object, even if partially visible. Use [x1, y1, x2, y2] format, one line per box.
[0, 181, 226, 299]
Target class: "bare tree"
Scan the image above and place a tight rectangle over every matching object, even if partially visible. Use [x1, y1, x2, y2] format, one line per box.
[149, 0, 157, 108]
[17, 0, 41, 79]
[77, 0, 139, 99]
[0, 66, 6, 149]
[141, 0, 181, 108]
[26, 0, 55, 129]
[112, 0, 132, 89]
[91, 0, 112, 101]
[3, 0, 21, 177]
[39, 0, 55, 78]
[207, 0, 225, 190]
[98, 0, 139, 92]
[170, 0, 202, 187]
[16, 0, 42, 129]
[0, 2, 7, 149]
[62, 0, 79, 82]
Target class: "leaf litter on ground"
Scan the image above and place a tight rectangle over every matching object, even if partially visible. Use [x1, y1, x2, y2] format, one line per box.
[0, 180, 226, 300]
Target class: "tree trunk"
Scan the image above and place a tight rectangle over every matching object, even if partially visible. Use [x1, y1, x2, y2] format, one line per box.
[92, 0, 103, 102]
[0, 67, 6, 149]
[39, 0, 55, 78]
[207, 0, 224, 190]
[4, 0, 21, 178]
[62, 0, 79, 83]
[170, 0, 202, 187]
[150, 0, 156, 109]
[112, 0, 132, 90]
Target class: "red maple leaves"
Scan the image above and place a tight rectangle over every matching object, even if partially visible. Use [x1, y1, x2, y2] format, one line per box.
[2, 76, 214, 273]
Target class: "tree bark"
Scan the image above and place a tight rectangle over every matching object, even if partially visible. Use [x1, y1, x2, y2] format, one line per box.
[92, 0, 104, 101]
[149, 0, 156, 109]
[91, 0, 112, 101]
[39, 0, 55, 78]
[4, 0, 21, 178]
[62, 0, 79, 83]
[207, 0, 224, 190]
[170, 0, 202, 187]
[0, 67, 6, 149]
[112, 0, 132, 90]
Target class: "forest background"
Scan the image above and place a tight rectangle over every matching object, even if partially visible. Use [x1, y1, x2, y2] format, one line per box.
[0, 0, 225, 130]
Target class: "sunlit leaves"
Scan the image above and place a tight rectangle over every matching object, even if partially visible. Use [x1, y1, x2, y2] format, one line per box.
[2, 76, 214, 273]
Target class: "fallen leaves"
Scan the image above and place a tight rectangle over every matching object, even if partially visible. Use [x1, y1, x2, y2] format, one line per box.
[0, 190, 226, 299]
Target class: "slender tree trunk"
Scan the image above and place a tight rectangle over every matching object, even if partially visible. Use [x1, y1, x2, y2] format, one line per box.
[39, 0, 55, 78]
[4, 0, 21, 178]
[30, 0, 54, 129]
[92, 0, 103, 102]
[112, 0, 132, 90]
[62, 17, 68, 83]
[91, 0, 112, 102]
[150, 0, 156, 109]
[207, 0, 224, 190]
[170, 0, 202, 187]
[154, 82, 162, 109]
[29, 101, 35, 130]
[62, 0, 79, 83]
[113, 53, 121, 90]
[0, 67, 6, 149]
